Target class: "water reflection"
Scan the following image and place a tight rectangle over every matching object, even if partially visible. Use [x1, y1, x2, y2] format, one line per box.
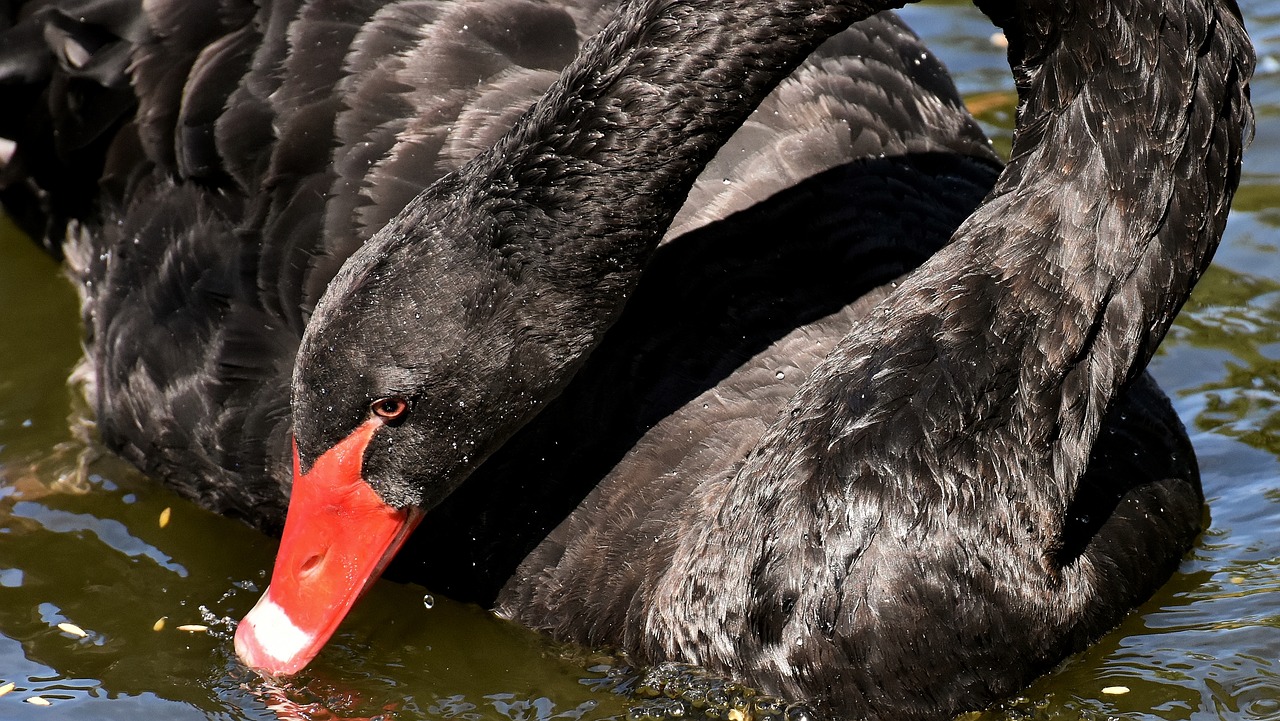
[0, 1, 1277, 720]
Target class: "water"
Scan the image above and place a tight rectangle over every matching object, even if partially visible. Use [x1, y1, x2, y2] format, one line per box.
[0, 2, 1278, 719]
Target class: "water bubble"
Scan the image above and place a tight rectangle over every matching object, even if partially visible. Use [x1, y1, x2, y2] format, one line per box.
[423, 594, 435, 610]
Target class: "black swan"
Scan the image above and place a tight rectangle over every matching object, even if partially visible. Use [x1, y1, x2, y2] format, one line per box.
[0, 0, 1253, 719]
[257, 0, 1250, 718]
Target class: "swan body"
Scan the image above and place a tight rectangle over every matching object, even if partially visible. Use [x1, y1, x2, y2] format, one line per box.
[0, 0, 1253, 719]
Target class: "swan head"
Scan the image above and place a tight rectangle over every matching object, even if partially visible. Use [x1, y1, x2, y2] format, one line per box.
[235, 189, 594, 675]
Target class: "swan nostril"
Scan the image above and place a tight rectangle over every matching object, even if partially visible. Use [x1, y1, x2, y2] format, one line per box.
[299, 550, 326, 578]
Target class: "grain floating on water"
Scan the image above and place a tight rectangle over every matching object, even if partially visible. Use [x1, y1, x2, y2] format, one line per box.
[159, 507, 171, 528]
[153, 617, 166, 631]
[177, 624, 208, 633]
[1101, 686, 1131, 695]
[0, 682, 14, 697]
[25, 696, 51, 706]
[56, 622, 87, 638]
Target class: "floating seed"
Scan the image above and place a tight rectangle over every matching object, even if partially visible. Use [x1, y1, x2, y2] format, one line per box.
[177, 624, 208, 633]
[56, 623, 87, 638]
[1101, 686, 1130, 695]
[159, 507, 171, 528]
[153, 617, 166, 632]
[0, 682, 14, 697]
[25, 696, 51, 706]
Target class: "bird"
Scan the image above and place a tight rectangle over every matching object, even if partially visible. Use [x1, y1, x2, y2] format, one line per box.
[0, 0, 1253, 720]
[1, 0, 998, 640]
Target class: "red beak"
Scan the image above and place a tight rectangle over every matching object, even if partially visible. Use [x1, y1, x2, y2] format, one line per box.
[234, 418, 423, 675]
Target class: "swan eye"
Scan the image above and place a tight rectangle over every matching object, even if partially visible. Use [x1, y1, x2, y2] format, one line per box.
[371, 396, 409, 422]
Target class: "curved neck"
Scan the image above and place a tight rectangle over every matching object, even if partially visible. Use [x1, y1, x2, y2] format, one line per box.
[447, 0, 894, 305]
[810, 0, 1252, 527]
[954, 0, 1252, 486]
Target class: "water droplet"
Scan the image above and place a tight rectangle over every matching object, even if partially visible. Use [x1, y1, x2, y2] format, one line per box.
[775, 371, 785, 380]
[423, 594, 435, 610]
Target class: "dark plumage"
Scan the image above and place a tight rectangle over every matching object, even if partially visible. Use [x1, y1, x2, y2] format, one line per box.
[0, 0, 1253, 719]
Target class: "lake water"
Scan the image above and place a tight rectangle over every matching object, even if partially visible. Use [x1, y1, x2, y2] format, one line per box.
[0, 1, 1277, 719]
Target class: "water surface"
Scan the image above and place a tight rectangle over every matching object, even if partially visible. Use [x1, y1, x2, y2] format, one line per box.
[0, 2, 1277, 719]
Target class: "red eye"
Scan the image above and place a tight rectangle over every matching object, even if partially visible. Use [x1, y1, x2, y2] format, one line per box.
[371, 396, 409, 421]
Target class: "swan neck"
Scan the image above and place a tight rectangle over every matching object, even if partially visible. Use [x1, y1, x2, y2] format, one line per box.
[964, 0, 1252, 482]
